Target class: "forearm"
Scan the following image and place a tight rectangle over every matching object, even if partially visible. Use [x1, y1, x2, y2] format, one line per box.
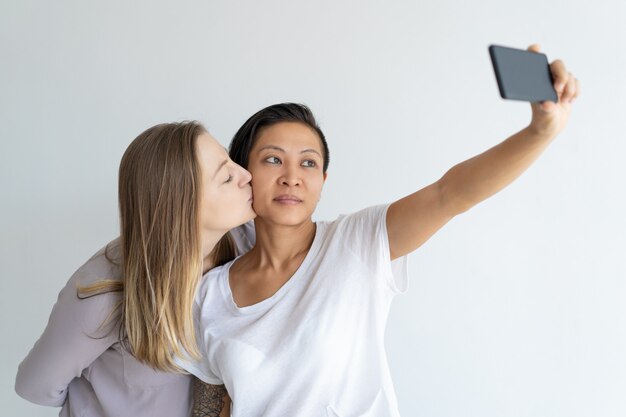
[439, 125, 556, 214]
[192, 377, 231, 417]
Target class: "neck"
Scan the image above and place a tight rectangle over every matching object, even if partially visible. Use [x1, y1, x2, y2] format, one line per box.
[201, 230, 224, 274]
[248, 218, 316, 270]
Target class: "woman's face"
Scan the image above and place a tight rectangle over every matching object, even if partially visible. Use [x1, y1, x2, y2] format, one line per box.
[247, 122, 327, 227]
[196, 132, 256, 234]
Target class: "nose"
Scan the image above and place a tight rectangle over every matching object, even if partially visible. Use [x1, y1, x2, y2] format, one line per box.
[279, 164, 301, 187]
[238, 166, 252, 186]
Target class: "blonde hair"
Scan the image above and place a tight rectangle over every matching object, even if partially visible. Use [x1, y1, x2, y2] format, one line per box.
[79, 121, 235, 371]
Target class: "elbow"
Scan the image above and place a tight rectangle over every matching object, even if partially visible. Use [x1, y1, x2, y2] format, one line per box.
[15, 364, 66, 407]
[450, 195, 475, 215]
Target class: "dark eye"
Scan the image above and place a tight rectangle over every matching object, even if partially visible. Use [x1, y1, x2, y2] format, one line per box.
[302, 160, 317, 168]
[265, 156, 281, 165]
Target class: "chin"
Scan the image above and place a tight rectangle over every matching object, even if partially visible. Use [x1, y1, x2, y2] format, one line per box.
[273, 214, 311, 227]
[253, 205, 311, 225]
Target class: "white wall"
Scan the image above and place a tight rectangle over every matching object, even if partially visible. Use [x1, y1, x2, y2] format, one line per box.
[2, 1, 624, 416]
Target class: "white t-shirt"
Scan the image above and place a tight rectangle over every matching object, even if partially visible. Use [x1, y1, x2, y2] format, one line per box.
[181, 205, 409, 417]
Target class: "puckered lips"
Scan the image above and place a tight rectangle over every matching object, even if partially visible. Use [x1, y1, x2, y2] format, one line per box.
[273, 194, 303, 205]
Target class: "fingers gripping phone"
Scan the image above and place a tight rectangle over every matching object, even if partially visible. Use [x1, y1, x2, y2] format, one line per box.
[489, 45, 558, 103]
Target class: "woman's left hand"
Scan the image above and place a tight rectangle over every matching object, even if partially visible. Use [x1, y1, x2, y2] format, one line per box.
[528, 44, 580, 138]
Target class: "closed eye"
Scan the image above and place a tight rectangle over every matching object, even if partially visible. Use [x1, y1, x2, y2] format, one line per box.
[224, 174, 233, 183]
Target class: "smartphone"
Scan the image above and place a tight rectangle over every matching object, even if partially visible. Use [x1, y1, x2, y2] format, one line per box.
[489, 45, 558, 103]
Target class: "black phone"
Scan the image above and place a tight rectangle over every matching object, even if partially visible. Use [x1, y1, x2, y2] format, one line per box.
[489, 45, 558, 103]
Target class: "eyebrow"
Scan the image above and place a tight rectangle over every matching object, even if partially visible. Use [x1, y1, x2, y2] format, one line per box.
[257, 145, 322, 158]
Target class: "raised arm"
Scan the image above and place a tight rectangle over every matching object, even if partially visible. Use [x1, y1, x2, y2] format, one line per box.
[192, 377, 231, 417]
[387, 45, 579, 260]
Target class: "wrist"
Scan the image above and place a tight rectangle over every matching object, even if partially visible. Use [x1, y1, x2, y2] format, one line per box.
[527, 118, 559, 141]
[523, 124, 558, 145]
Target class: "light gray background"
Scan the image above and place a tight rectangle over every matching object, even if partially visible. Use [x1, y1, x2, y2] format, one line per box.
[2, 1, 624, 416]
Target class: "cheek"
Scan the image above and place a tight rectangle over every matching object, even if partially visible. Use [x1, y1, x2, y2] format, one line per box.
[250, 175, 269, 195]
[311, 176, 325, 194]
[201, 186, 228, 215]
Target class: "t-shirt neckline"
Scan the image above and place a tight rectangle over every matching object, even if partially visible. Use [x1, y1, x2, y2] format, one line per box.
[220, 222, 323, 315]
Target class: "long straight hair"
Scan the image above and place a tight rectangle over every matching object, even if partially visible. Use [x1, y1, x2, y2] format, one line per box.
[80, 121, 235, 371]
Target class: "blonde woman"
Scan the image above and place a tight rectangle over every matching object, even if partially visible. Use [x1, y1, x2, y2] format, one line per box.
[15, 121, 255, 417]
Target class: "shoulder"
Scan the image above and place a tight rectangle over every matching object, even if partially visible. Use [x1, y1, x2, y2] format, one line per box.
[73, 238, 122, 287]
[195, 260, 233, 306]
[314, 205, 393, 265]
[321, 204, 390, 236]
[57, 239, 123, 336]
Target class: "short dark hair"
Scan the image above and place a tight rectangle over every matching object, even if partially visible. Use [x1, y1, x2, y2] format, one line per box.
[229, 103, 330, 173]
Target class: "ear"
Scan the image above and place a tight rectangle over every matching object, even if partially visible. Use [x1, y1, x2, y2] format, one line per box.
[318, 172, 328, 202]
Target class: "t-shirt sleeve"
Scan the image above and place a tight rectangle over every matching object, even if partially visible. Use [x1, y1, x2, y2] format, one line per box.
[339, 204, 409, 294]
[174, 286, 223, 385]
[174, 344, 222, 385]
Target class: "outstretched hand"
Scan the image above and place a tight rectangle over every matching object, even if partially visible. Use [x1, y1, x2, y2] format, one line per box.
[527, 44, 580, 138]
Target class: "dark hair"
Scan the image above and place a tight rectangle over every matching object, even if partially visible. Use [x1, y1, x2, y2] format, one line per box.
[229, 103, 330, 173]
